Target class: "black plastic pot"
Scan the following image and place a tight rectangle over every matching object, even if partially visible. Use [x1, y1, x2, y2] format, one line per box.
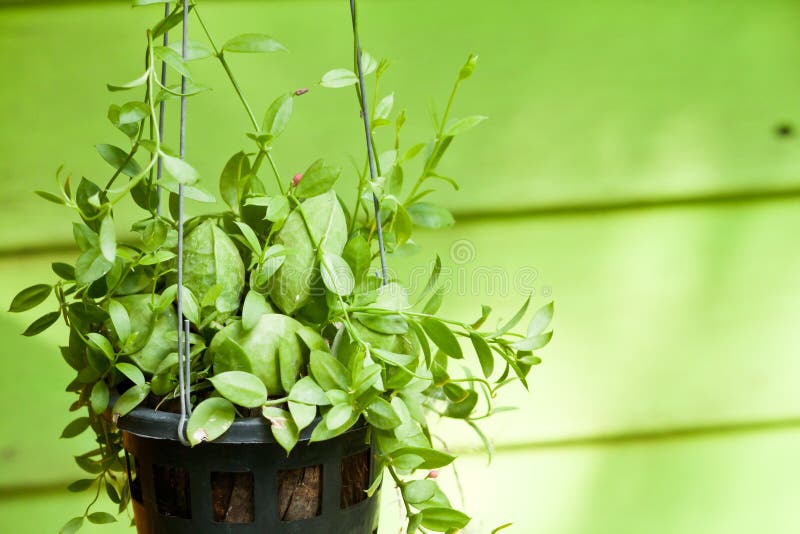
[118, 407, 380, 533]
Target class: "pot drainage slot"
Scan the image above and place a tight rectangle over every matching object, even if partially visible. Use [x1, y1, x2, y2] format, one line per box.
[277, 465, 322, 521]
[128, 455, 142, 504]
[153, 464, 191, 519]
[211, 471, 255, 523]
[341, 449, 371, 509]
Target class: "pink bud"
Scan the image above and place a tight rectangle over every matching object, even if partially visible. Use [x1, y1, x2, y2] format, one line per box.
[426, 470, 439, 479]
[294, 88, 309, 96]
[292, 173, 303, 187]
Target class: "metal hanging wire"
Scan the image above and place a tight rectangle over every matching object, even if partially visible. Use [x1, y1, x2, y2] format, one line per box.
[155, 1, 169, 214]
[174, 0, 192, 447]
[165, 0, 380, 446]
[349, 0, 388, 285]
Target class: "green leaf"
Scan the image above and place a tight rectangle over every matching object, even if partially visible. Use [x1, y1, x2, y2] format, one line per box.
[166, 39, 213, 61]
[355, 313, 409, 335]
[320, 252, 355, 296]
[160, 152, 199, 184]
[115, 362, 145, 386]
[326, 403, 353, 429]
[470, 332, 494, 378]
[528, 301, 554, 336]
[294, 159, 341, 198]
[310, 350, 349, 390]
[61, 417, 90, 439]
[187, 397, 236, 446]
[374, 92, 394, 120]
[159, 178, 216, 203]
[403, 479, 437, 504]
[235, 221, 261, 254]
[493, 296, 530, 337]
[309, 408, 358, 442]
[445, 389, 478, 419]
[392, 447, 455, 469]
[457, 53, 479, 81]
[361, 51, 380, 75]
[9, 284, 51, 312]
[518, 354, 542, 366]
[364, 397, 400, 429]
[342, 234, 371, 283]
[371, 348, 416, 367]
[86, 333, 115, 361]
[320, 68, 358, 88]
[182, 220, 245, 314]
[209, 314, 305, 395]
[208, 371, 268, 408]
[87, 512, 117, 525]
[73, 457, 101, 475]
[511, 331, 553, 351]
[420, 507, 470, 531]
[265, 195, 289, 222]
[270, 191, 347, 313]
[407, 513, 422, 534]
[107, 70, 149, 92]
[60, 516, 84, 534]
[262, 93, 293, 139]
[278, 337, 301, 392]
[219, 151, 251, 212]
[445, 115, 487, 137]
[112, 384, 151, 417]
[67, 479, 94, 492]
[75, 249, 113, 285]
[73, 222, 98, 251]
[35, 189, 65, 204]
[407, 202, 454, 229]
[288, 400, 317, 431]
[421, 318, 462, 358]
[180, 285, 200, 324]
[105, 482, 120, 504]
[288, 376, 331, 405]
[116, 101, 149, 124]
[353, 364, 383, 397]
[22, 311, 60, 336]
[242, 290, 270, 331]
[96, 144, 141, 178]
[154, 46, 192, 78]
[374, 281, 410, 311]
[223, 33, 286, 53]
[107, 299, 131, 342]
[90, 381, 110, 414]
[262, 406, 299, 454]
[52, 262, 75, 280]
[414, 255, 441, 306]
[492, 523, 514, 533]
[99, 215, 116, 262]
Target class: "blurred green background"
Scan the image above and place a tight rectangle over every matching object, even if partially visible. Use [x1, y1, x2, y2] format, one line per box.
[2, 0, 800, 532]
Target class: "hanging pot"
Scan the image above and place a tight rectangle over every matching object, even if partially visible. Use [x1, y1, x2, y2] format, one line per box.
[118, 407, 380, 533]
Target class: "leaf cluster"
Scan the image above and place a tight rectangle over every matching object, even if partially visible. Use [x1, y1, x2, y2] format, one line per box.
[11, 3, 553, 533]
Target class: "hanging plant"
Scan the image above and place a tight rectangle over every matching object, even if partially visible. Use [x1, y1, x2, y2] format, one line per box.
[10, 1, 553, 533]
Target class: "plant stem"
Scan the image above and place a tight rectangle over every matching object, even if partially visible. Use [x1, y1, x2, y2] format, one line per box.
[219, 53, 260, 131]
[194, 7, 260, 132]
[385, 464, 412, 515]
[265, 151, 285, 194]
[406, 75, 462, 203]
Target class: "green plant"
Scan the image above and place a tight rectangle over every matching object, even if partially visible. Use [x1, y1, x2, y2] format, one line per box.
[10, 1, 553, 532]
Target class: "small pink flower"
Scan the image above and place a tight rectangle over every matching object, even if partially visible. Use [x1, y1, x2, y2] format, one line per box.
[426, 470, 439, 479]
[292, 173, 303, 187]
[294, 88, 309, 96]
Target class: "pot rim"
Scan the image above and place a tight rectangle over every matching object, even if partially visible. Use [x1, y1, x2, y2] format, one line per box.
[116, 405, 364, 445]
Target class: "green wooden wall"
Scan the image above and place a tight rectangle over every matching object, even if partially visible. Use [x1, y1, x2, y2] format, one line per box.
[1, 0, 799, 532]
